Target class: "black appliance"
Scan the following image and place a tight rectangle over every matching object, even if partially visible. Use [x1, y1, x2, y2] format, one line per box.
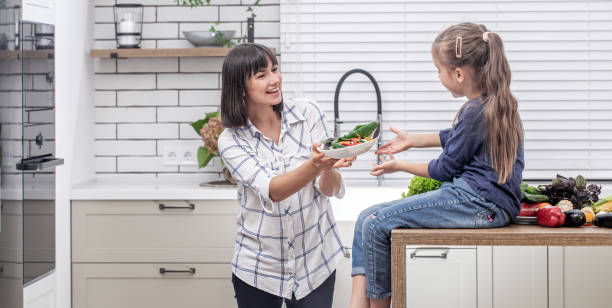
[1, 4, 62, 307]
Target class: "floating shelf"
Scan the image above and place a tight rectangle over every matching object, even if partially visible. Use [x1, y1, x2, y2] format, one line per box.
[0, 50, 54, 60]
[90, 48, 234, 59]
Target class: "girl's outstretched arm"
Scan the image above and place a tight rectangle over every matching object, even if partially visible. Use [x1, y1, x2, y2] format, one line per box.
[369, 154, 430, 178]
[376, 127, 441, 154]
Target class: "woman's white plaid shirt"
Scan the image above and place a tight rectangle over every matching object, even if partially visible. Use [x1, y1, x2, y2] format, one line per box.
[218, 98, 346, 300]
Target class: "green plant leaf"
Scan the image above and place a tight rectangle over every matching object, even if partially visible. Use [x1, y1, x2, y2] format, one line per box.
[197, 146, 214, 168]
[191, 119, 206, 135]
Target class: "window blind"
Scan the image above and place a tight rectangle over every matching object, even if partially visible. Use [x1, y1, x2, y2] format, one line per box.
[280, 0, 612, 183]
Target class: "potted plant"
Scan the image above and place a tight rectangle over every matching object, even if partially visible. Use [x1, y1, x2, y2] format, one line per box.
[176, 0, 260, 46]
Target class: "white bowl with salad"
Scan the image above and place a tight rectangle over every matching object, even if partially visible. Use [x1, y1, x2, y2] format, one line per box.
[318, 122, 379, 159]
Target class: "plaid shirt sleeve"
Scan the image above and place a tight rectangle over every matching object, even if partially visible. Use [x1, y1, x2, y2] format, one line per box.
[303, 99, 346, 199]
[218, 129, 277, 212]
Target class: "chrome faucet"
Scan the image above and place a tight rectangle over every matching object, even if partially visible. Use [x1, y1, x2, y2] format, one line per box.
[333, 69, 383, 186]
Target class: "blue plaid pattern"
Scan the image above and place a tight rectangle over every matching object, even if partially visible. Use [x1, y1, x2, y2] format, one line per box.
[218, 98, 346, 300]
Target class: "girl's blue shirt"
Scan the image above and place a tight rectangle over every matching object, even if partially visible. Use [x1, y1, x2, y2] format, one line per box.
[428, 97, 525, 219]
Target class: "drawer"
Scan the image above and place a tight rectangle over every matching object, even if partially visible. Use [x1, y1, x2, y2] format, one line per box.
[405, 246, 477, 308]
[73, 263, 234, 308]
[0, 262, 23, 308]
[72, 200, 238, 263]
[0, 201, 22, 263]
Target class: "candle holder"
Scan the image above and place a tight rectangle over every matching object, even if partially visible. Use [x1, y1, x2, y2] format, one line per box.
[114, 3, 143, 49]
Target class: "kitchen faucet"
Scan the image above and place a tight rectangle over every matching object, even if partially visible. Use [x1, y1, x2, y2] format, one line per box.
[333, 69, 383, 186]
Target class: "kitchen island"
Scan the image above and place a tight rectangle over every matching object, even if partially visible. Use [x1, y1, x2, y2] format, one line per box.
[391, 225, 612, 308]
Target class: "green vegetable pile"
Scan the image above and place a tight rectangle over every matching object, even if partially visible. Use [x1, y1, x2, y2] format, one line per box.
[329, 121, 378, 149]
[401, 176, 443, 198]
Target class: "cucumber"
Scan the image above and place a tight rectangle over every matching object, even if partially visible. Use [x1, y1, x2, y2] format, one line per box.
[524, 192, 549, 203]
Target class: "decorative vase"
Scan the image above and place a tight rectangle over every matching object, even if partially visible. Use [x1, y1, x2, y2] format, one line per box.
[222, 167, 237, 185]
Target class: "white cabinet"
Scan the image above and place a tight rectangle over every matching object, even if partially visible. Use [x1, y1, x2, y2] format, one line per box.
[490, 246, 548, 308]
[405, 246, 477, 308]
[71, 200, 238, 308]
[549, 246, 612, 308]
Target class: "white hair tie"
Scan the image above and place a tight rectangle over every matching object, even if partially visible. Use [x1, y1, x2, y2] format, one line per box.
[482, 32, 491, 42]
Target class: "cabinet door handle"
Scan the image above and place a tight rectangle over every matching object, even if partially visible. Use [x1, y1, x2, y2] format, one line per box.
[410, 248, 449, 259]
[158, 203, 195, 210]
[159, 267, 196, 275]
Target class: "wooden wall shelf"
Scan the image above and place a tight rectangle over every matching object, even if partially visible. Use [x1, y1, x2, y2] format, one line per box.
[0, 50, 54, 60]
[90, 48, 234, 59]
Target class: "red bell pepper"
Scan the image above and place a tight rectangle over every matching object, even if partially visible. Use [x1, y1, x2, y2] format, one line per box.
[518, 202, 538, 216]
[535, 206, 566, 227]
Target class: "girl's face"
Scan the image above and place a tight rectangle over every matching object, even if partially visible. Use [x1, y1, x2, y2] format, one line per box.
[432, 52, 465, 98]
[245, 56, 282, 108]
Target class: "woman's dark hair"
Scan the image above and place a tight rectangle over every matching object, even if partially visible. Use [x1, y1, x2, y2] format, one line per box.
[220, 43, 283, 128]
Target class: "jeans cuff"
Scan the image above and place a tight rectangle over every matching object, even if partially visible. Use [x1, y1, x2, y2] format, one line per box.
[366, 291, 392, 300]
[351, 266, 365, 277]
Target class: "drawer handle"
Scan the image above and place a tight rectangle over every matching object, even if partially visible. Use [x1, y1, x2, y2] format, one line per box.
[158, 203, 195, 210]
[159, 267, 196, 275]
[0, 265, 4, 274]
[410, 248, 449, 259]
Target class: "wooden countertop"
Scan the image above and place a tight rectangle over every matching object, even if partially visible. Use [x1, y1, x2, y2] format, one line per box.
[391, 224, 612, 246]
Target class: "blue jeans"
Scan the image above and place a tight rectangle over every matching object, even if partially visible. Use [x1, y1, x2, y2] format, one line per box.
[351, 177, 511, 299]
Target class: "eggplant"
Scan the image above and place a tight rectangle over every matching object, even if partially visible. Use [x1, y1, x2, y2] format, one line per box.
[593, 213, 612, 228]
[563, 210, 586, 227]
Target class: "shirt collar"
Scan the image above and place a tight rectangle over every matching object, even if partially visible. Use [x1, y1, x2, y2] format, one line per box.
[244, 99, 305, 138]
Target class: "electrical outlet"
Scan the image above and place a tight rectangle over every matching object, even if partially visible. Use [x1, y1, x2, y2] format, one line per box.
[180, 146, 197, 165]
[162, 146, 180, 166]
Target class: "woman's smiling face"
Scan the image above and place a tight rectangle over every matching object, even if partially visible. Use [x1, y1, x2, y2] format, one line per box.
[245, 56, 283, 107]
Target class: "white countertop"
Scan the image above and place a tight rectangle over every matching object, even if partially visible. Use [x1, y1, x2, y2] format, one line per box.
[70, 177, 612, 222]
[70, 177, 408, 221]
[71, 178, 238, 200]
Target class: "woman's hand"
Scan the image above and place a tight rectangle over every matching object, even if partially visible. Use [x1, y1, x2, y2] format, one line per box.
[376, 126, 416, 154]
[370, 154, 400, 176]
[310, 143, 354, 171]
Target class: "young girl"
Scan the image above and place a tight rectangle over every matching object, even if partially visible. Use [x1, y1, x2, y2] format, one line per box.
[349, 23, 525, 308]
[217, 43, 354, 308]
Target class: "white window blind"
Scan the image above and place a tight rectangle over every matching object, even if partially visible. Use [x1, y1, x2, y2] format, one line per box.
[280, 0, 612, 183]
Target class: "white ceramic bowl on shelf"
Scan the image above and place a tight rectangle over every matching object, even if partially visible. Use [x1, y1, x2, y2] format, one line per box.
[183, 30, 236, 47]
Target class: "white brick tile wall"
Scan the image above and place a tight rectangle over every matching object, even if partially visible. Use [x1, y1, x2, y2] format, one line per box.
[142, 23, 179, 39]
[118, 90, 178, 106]
[157, 6, 218, 22]
[179, 123, 202, 139]
[157, 73, 218, 89]
[118, 123, 179, 139]
[116, 0, 175, 6]
[95, 107, 156, 123]
[220, 5, 279, 22]
[156, 39, 193, 49]
[93, 0, 280, 178]
[94, 23, 115, 40]
[118, 156, 179, 172]
[95, 124, 117, 139]
[179, 90, 221, 106]
[95, 156, 117, 173]
[94, 59, 117, 73]
[95, 7, 114, 23]
[157, 106, 216, 122]
[254, 21, 280, 38]
[94, 91, 116, 107]
[179, 57, 224, 72]
[118, 58, 178, 73]
[95, 140, 156, 156]
[95, 74, 156, 90]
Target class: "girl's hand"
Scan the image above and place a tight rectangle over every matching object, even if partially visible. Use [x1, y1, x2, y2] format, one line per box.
[370, 154, 399, 176]
[310, 143, 354, 171]
[376, 126, 415, 154]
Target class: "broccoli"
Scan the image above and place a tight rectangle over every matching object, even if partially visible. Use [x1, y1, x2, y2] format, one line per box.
[401, 176, 443, 198]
